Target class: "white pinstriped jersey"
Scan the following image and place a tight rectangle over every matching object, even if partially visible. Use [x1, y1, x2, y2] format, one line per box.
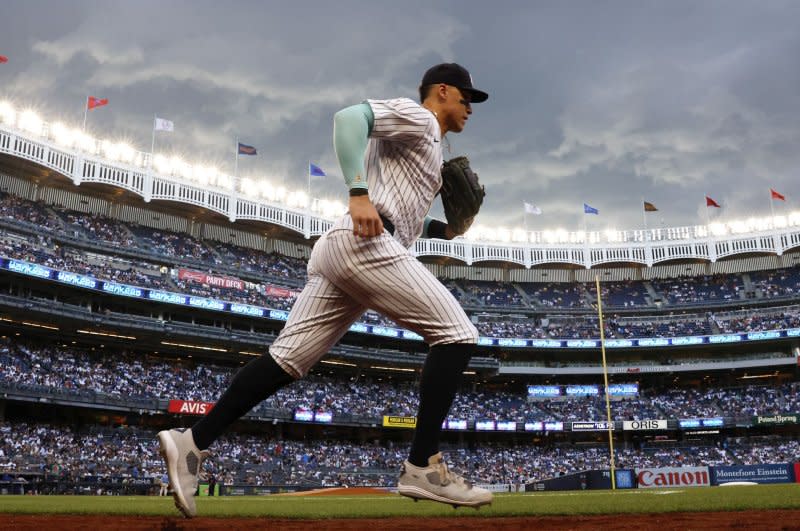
[268, 97, 478, 378]
[332, 98, 442, 248]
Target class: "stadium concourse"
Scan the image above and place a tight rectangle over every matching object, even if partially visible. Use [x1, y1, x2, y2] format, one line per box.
[0, 167, 797, 496]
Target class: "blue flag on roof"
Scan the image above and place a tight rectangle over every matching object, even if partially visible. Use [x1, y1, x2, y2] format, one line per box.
[583, 203, 599, 215]
[309, 162, 326, 177]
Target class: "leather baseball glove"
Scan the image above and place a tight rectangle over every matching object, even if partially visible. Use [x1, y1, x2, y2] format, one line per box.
[440, 156, 485, 235]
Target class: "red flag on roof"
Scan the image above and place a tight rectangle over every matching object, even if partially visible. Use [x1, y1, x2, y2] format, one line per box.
[705, 196, 721, 208]
[770, 188, 786, 201]
[0, 55, 8, 64]
[87, 96, 109, 110]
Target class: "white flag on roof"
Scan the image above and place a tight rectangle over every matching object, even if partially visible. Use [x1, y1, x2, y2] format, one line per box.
[154, 117, 174, 132]
[524, 202, 542, 215]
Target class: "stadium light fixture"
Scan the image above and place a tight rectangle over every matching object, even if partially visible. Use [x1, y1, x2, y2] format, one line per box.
[50, 122, 77, 148]
[161, 340, 227, 352]
[171, 156, 193, 180]
[286, 190, 309, 209]
[239, 177, 255, 196]
[75, 131, 98, 153]
[0, 101, 15, 125]
[216, 172, 233, 190]
[77, 329, 136, 340]
[21, 321, 59, 330]
[772, 215, 787, 228]
[709, 222, 727, 236]
[495, 227, 511, 242]
[193, 164, 215, 186]
[152, 154, 172, 174]
[100, 140, 115, 160]
[511, 228, 528, 243]
[320, 359, 358, 367]
[316, 198, 345, 218]
[369, 365, 416, 372]
[18, 110, 43, 135]
[116, 143, 136, 164]
[605, 229, 622, 243]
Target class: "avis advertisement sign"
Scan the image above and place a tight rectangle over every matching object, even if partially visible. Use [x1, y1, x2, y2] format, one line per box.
[168, 399, 215, 415]
[636, 466, 710, 488]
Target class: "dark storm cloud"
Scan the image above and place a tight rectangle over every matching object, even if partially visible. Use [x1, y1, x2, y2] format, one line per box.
[1, 0, 799, 233]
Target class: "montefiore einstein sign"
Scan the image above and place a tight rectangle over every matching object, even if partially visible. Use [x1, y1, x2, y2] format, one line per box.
[636, 466, 710, 488]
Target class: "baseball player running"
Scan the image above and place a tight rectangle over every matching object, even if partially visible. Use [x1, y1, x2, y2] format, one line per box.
[157, 63, 491, 518]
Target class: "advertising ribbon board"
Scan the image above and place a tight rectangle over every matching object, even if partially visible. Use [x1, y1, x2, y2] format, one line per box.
[382, 416, 417, 428]
[753, 414, 798, 426]
[623, 420, 668, 431]
[168, 400, 215, 415]
[711, 464, 795, 485]
[636, 466, 710, 489]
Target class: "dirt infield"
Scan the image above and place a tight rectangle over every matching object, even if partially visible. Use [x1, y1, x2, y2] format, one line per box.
[2, 511, 800, 530]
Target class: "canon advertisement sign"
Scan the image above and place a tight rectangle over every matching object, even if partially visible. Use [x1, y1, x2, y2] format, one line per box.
[636, 466, 711, 488]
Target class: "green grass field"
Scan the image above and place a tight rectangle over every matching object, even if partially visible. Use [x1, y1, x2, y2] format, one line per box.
[1, 484, 799, 519]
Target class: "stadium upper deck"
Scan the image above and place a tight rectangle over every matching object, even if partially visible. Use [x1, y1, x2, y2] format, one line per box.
[2, 105, 800, 269]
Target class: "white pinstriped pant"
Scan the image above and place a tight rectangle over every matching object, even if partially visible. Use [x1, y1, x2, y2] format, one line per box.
[270, 227, 478, 378]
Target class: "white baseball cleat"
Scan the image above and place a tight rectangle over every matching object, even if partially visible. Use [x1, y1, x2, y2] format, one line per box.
[397, 452, 493, 509]
[157, 428, 209, 518]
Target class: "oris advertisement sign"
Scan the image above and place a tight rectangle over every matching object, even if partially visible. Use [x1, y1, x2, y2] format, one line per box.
[622, 420, 668, 431]
[636, 466, 711, 489]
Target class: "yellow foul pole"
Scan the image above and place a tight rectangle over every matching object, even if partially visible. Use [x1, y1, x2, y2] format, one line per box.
[595, 275, 616, 489]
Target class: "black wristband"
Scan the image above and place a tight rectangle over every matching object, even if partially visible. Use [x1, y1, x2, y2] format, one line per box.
[427, 219, 449, 240]
[349, 188, 369, 197]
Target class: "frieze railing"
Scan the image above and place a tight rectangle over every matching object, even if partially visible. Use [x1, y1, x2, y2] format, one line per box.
[2, 118, 800, 268]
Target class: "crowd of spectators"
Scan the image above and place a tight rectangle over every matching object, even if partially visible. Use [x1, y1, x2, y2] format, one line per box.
[650, 275, 743, 305]
[522, 283, 585, 308]
[1, 421, 797, 489]
[0, 193, 63, 231]
[0, 193, 307, 283]
[458, 280, 525, 307]
[56, 210, 137, 248]
[749, 269, 800, 299]
[598, 280, 650, 308]
[715, 309, 800, 334]
[607, 315, 713, 338]
[3, 194, 800, 340]
[1, 340, 798, 424]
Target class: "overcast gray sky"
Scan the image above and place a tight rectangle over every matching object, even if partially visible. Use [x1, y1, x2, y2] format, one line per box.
[2, 0, 799, 233]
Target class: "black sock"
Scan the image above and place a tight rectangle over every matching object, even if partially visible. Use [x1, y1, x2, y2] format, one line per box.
[408, 343, 474, 467]
[191, 354, 294, 450]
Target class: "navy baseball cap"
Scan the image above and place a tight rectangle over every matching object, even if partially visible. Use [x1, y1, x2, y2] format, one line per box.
[421, 63, 489, 103]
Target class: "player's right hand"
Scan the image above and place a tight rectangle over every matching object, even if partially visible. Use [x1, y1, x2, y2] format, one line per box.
[349, 195, 384, 238]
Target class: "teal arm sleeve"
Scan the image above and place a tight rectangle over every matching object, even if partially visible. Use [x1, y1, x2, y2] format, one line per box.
[333, 103, 374, 190]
